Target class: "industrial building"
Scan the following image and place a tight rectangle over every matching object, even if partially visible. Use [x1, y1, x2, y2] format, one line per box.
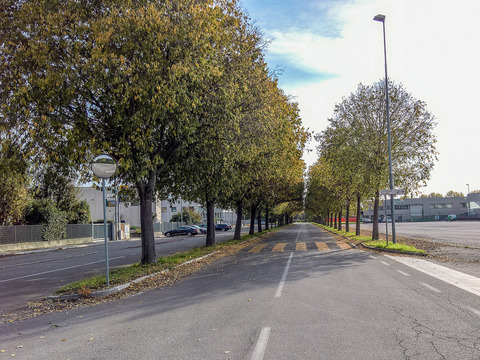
[363, 193, 480, 222]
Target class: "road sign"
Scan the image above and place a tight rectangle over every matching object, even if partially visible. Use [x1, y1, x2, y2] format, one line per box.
[380, 189, 405, 196]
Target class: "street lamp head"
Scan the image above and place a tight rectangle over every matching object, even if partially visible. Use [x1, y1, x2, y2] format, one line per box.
[373, 14, 386, 22]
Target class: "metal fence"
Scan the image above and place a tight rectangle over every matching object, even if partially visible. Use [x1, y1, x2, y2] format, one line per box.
[0, 224, 95, 245]
[93, 223, 113, 240]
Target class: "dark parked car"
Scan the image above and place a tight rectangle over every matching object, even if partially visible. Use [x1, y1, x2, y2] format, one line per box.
[215, 223, 232, 231]
[164, 226, 199, 237]
[191, 225, 207, 234]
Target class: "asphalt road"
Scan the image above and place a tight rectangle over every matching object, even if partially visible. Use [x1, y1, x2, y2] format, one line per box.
[361, 220, 480, 247]
[0, 227, 250, 316]
[2, 223, 480, 359]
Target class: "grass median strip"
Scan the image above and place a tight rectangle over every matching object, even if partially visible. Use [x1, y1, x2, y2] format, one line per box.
[313, 222, 426, 254]
[363, 240, 425, 254]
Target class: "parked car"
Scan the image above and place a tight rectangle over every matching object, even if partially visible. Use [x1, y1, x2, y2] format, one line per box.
[362, 218, 372, 223]
[191, 225, 207, 234]
[164, 226, 199, 237]
[446, 214, 457, 221]
[215, 223, 232, 231]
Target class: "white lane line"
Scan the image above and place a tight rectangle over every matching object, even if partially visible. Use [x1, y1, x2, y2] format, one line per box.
[0, 256, 126, 283]
[386, 255, 480, 297]
[274, 252, 294, 298]
[369, 255, 376, 259]
[465, 306, 480, 318]
[420, 282, 442, 293]
[397, 270, 410, 277]
[294, 224, 303, 243]
[251, 327, 271, 360]
[380, 261, 390, 266]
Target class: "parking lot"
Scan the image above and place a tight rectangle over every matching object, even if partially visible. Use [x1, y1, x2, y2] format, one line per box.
[361, 221, 480, 247]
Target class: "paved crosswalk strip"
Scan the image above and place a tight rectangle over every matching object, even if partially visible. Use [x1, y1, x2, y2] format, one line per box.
[248, 241, 351, 253]
[295, 242, 307, 251]
[272, 243, 287, 252]
[315, 242, 330, 251]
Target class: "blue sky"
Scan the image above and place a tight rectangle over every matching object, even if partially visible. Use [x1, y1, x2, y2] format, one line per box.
[240, 0, 480, 195]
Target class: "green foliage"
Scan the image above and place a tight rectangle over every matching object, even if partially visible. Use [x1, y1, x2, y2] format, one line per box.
[445, 190, 464, 198]
[31, 165, 91, 223]
[25, 198, 68, 241]
[308, 79, 437, 239]
[170, 207, 202, 224]
[419, 192, 444, 198]
[1, 0, 308, 261]
[68, 199, 91, 224]
[0, 137, 30, 225]
[364, 240, 425, 254]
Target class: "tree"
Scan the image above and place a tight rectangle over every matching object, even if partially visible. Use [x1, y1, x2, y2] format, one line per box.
[0, 139, 29, 225]
[32, 165, 91, 223]
[312, 79, 437, 240]
[24, 198, 68, 240]
[419, 192, 444, 198]
[445, 190, 464, 198]
[170, 207, 202, 224]
[1, 0, 258, 263]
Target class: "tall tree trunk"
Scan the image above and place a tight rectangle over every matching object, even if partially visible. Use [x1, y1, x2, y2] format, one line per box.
[234, 200, 243, 240]
[257, 207, 262, 233]
[338, 207, 342, 231]
[372, 190, 380, 240]
[334, 213, 337, 228]
[356, 194, 361, 236]
[206, 194, 215, 246]
[265, 205, 269, 230]
[326, 208, 329, 226]
[137, 167, 157, 264]
[249, 203, 257, 235]
[345, 203, 350, 233]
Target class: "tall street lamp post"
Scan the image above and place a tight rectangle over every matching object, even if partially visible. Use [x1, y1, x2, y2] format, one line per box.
[374, 14, 396, 244]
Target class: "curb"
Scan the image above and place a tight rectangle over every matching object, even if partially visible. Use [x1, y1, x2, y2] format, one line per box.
[48, 252, 219, 301]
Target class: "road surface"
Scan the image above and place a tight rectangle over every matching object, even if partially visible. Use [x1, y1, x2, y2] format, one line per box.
[2, 223, 480, 359]
[0, 227, 249, 315]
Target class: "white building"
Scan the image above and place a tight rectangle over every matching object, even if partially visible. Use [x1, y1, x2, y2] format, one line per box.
[160, 199, 237, 225]
[78, 187, 239, 227]
[78, 187, 162, 227]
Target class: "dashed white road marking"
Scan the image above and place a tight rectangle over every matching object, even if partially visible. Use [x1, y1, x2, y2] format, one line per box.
[397, 270, 410, 277]
[369, 255, 376, 259]
[387, 255, 480, 297]
[380, 261, 390, 266]
[251, 327, 271, 360]
[420, 282, 442, 293]
[275, 252, 293, 298]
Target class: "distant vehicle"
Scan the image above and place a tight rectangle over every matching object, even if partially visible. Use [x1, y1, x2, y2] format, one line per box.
[164, 226, 199, 237]
[362, 218, 372, 223]
[215, 223, 232, 231]
[191, 225, 207, 234]
[446, 214, 457, 221]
